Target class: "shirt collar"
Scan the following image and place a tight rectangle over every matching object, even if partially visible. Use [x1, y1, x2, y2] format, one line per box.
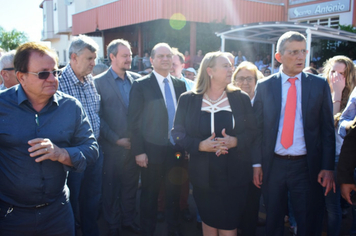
[110, 67, 127, 81]
[17, 85, 59, 106]
[153, 70, 172, 84]
[280, 70, 301, 84]
[64, 64, 93, 85]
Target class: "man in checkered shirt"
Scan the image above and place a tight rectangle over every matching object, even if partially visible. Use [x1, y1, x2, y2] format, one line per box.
[58, 34, 102, 236]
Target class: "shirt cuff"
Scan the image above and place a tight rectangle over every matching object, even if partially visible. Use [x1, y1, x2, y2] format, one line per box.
[338, 121, 347, 138]
[253, 164, 261, 167]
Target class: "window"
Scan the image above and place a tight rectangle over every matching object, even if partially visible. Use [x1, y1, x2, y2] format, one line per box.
[300, 17, 340, 29]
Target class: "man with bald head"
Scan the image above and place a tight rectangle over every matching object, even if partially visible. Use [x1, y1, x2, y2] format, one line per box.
[128, 43, 186, 236]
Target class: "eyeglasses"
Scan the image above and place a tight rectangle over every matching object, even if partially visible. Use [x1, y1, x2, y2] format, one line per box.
[285, 49, 307, 56]
[2, 68, 14, 71]
[25, 70, 62, 80]
[235, 76, 254, 83]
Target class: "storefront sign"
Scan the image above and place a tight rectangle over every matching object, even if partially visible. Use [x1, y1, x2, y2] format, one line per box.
[289, 0, 318, 5]
[289, 0, 350, 19]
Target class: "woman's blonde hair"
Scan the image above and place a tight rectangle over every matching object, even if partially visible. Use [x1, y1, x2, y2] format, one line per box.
[323, 55, 356, 111]
[193, 51, 237, 94]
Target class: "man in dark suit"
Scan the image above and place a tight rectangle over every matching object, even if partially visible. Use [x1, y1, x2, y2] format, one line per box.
[94, 39, 141, 235]
[252, 31, 335, 236]
[128, 43, 186, 236]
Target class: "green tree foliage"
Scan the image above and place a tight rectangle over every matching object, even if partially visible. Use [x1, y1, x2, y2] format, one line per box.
[0, 27, 28, 51]
[339, 24, 356, 33]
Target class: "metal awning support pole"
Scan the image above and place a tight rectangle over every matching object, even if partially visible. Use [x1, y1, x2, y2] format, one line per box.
[271, 43, 275, 69]
[305, 28, 312, 68]
[221, 35, 226, 52]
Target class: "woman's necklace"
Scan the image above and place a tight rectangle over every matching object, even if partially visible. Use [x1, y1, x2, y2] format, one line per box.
[204, 91, 226, 104]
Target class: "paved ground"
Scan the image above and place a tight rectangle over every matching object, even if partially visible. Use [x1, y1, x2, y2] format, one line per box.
[120, 188, 355, 236]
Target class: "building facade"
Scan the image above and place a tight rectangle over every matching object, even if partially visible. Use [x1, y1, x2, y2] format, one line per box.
[41, 0, 356, 67]
[40, 0, 104, 66]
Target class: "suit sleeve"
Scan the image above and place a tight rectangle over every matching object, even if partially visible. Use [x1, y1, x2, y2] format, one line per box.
[64, 100, 99, 172]
[251, 82, 263, 164]
[234, 92, 259, 153]
[128, 80, 145, 156]
[320, 80, 336, 170]
[171, 94, 202, 155]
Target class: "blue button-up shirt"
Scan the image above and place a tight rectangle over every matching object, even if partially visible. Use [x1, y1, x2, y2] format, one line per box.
[0, 85, 98, 207]
[110, 68, 131, 107]
[339, 86, 356, 138]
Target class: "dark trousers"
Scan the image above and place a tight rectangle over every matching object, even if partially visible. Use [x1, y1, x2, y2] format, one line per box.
[120, 152, 140, 226]
[263, 156, 313, 236]
[158, 158, 190, 212]
[100, 144, 139, 233]
[140, 147, 183, 236]
[67, 148, 103, 236]
[0, 196, 74, 236]
[240, 181, 261, 236]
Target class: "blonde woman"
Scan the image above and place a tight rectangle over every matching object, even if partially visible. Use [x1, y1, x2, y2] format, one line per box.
[172, 52, 258, 236]
[323, 55, 356, 236]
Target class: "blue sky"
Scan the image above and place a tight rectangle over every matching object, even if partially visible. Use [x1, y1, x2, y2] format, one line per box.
[0, 0, 43, 41]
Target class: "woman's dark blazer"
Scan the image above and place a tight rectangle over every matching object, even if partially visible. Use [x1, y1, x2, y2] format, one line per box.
[172, 89, 259, 189]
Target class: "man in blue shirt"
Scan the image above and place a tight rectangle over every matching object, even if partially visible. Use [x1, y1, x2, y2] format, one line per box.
[0, 42, 98, 235]
[94, 39, 141, 235]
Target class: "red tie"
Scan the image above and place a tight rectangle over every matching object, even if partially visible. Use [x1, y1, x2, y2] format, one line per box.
[281, 77, 297, 149]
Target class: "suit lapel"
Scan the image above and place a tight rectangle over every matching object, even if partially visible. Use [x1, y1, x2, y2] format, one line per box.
[189, 93, 204, 135]
[106, 70, 127, 108]
[148, 73, 166, 108]
[272, 73, 282, 123]
[171, 76, 185, 101]
[301, 72, 311, 126]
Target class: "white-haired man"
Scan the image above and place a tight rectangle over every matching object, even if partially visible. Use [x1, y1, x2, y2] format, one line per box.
[0, 50, 18, 89]
[58, 35, 102, 236]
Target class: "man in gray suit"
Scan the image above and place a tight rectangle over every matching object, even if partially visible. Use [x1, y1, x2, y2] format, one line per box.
[94, 39, 141, 235]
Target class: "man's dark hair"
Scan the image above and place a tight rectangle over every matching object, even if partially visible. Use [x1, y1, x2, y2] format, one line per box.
[14, 42, 58, 73]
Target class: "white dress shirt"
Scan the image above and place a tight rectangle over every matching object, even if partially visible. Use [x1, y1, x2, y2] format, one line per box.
[274, 71, 307, 155]
[153, 70, 177, 109]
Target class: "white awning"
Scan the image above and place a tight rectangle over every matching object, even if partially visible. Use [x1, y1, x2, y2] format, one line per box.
[216, 21, 356, 67]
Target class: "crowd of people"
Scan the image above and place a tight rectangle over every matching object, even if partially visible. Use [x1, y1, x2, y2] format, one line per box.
[1, 30, 356, 236]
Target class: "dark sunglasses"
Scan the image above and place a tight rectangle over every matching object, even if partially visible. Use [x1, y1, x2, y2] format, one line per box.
[2, 68, 14, 71]
[26, 70, 62, 80]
